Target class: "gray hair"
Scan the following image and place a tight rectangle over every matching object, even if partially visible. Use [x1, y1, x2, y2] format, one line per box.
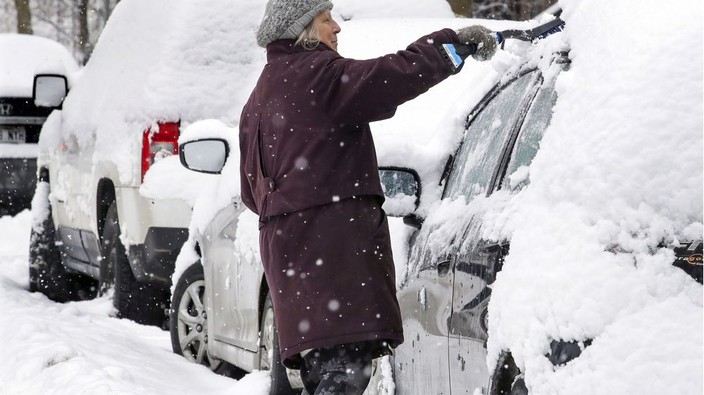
[295, 21, 320, 50]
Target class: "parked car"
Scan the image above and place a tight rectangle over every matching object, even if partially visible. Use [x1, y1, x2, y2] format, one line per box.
[27, 0, 265, 326]
[0, 34, 79, 216]
[169, 10, 702, 395]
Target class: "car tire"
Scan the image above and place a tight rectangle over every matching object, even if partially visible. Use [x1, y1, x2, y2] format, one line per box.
[170, 263, 244, 377]
[102, 202, 167, 326]
[28, 181, 92, 302]
[260, 293, 299, 395]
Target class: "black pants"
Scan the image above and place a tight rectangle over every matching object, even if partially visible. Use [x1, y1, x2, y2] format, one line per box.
[300, 342, 374, 395]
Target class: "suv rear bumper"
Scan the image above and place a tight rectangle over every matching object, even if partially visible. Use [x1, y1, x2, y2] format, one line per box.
[59, 225, 188, 289]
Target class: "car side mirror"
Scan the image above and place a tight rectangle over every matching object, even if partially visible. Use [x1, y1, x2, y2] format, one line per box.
[379, 167, 421, 219]
[33, 74, 68, 108]
[179, 138, 229, 174]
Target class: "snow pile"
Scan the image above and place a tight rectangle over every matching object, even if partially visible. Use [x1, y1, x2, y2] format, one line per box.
[486, 0, 703, 393]
[0, 34, 79, 97]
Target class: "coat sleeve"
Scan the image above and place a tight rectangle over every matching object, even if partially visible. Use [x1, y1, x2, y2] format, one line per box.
[316, 28, 459, 125]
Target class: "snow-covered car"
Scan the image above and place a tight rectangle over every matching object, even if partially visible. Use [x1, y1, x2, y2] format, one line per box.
[169, 4, 702, 394]
[27, 0, 265, 326]
[0, 34, 79, 216]
[395, 51, 702, 394]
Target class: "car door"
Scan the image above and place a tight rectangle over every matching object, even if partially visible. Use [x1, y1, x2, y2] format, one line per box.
[394, 70, 543, 395]
[204, 201, 262, 353]
[448, 68, 561, 394]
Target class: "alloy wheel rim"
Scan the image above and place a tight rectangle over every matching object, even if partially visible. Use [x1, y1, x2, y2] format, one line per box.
[177, 279, 221, 371]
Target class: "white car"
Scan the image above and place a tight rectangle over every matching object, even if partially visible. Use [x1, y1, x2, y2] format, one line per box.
[27, 0, 265, 326]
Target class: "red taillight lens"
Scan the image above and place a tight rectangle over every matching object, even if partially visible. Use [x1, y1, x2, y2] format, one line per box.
[141, 121, 179, 182]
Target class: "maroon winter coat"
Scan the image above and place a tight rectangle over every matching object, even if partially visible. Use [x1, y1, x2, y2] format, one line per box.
[240, 29, 459, 367]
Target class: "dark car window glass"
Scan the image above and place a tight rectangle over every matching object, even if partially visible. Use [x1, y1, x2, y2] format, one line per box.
[445, 71, 540, 203]
[502, 75, 559, 192]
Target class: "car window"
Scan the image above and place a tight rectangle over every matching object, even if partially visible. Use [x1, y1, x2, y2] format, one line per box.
[502, 76, 559, 192]
[444, 71, 541, 203]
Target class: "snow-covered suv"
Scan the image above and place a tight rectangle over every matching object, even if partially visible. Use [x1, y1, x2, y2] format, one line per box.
[0, 34, 78, 216]
[27, 0, 265, 326]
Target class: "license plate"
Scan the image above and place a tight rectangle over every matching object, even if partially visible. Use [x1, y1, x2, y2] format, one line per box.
[0, 127, 26, 144]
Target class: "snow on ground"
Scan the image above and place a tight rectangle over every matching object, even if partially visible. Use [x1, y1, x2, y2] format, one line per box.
[0, 212, 269, 395]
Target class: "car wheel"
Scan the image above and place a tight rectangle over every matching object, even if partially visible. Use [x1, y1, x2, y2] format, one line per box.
[489, 351, 528, 395]
[260, 293, 298, 394]
[170, 263, 243, 377]
[28, 181, 93, 302]
[102, 202, 167, 326]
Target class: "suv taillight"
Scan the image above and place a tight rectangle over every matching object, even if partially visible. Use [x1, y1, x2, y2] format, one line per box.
[141, 121, 179, 182]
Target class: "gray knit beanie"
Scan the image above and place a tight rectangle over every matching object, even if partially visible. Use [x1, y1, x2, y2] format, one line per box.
[256, 0, 334, 48]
